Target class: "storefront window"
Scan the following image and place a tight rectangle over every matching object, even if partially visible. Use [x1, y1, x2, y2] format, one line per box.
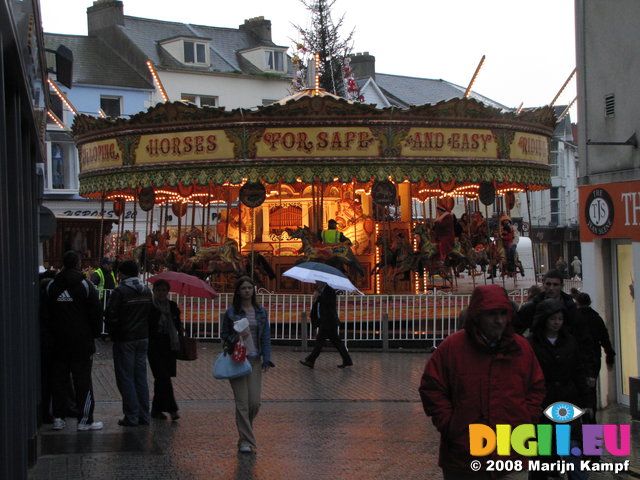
[47, 141, 78, 191]
[615, 243, 637, 396]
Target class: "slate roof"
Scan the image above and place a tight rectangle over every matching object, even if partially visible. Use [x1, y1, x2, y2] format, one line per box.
[120, 16, 292, 75]
[44, 33, 153, 89]
[358, 73, 507, 110]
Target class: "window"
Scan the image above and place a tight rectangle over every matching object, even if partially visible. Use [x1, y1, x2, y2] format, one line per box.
[549, 139, 559, 177]
[265, 50, 284, 71]
[550, 187, 560, 225]
[100, 96, 122, 118]
[180, 94, 217, 107]
[48, 95, 64, 123]
[47, 141, 78, 191]
[184, 41, 206, 64]
[605, 94, 615, 117]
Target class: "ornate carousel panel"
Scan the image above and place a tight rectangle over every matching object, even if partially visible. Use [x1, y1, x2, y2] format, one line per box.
[72, 92, 555, 294]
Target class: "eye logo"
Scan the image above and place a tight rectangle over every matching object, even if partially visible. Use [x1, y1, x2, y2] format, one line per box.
[543, 402, 585, 423]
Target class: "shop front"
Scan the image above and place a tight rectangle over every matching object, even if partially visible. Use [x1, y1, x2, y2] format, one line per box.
[579, 179, 640, 406]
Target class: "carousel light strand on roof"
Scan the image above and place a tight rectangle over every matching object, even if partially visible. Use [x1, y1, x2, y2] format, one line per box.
[146, 60, 168, 102]
[463, 55, 485, 99]
[47, 78, 78, 115]
[46, 109, 66, 130]
[314, 53, 320, 96]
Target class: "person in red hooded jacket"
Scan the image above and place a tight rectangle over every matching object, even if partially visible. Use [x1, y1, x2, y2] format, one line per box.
[433, 204, 455, 262]
[419, 284, 545, 480]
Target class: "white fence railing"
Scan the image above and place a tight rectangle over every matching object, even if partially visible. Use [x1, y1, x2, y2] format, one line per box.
[101, 289, 536, 347]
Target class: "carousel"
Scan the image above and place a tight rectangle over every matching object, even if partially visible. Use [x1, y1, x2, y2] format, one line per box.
[72, 89, 555, 293]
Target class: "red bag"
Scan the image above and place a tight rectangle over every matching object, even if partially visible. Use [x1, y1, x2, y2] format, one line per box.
[232, 339, 247, 363]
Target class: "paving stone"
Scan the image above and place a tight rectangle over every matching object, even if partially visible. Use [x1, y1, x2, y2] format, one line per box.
[28, 342, 637, 480]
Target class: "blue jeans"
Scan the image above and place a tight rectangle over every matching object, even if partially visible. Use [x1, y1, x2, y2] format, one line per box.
[113, 339, 149, 424]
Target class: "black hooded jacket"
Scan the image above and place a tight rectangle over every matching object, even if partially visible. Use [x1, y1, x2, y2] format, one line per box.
[527, 298, 589, 408]
[43, 268, 103, 358]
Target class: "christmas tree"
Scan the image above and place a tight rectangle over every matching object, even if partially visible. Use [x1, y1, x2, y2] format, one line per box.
[291, 0, 358, 98]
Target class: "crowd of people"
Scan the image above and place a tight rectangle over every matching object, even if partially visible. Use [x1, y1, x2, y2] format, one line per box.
[39, 253, 277, 454]
[40, 249, 615, 468]
[420, 270, 616, 479]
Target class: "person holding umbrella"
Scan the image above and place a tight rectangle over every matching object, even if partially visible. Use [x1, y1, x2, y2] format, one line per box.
[300, 280, 353, 369]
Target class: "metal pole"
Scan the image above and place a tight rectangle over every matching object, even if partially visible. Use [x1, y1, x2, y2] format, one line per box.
[525, 188, 538, 283]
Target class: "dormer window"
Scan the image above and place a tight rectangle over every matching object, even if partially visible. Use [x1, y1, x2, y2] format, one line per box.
[184, 41, 206, 64]
[159, 36, 209, 65]
[265, 50, 284, 71]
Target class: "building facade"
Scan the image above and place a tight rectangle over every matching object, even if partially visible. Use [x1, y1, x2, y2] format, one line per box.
[576, 0, 640, 408]
[0, 1, 49, 478]
[42, 0, 294, 268]
[523, 107, 580, 278]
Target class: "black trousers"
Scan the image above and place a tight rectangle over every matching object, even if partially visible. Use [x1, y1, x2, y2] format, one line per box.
[148, 335, 178, 414]
[306, 326, 352, 365]
[51, 355, 95, 424]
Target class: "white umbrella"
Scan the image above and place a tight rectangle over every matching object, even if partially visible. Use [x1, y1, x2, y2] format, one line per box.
[283, 262, 363, 295]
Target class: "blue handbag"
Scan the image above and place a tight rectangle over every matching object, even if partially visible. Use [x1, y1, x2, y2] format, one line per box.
[212, 352, 252, 379]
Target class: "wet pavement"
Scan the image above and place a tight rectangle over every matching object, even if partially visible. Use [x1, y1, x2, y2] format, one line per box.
[29, 341, 638, 480]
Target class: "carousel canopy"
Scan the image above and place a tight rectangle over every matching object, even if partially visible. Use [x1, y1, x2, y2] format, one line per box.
[72, 91, 555, 202]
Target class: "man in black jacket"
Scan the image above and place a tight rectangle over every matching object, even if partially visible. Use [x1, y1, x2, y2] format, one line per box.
[515, 269, 595, 376]
[575, 292, 616, 422]
[300, 281, 353, 369]
[105, 260, 153, 426]
[43, 250, 103, 431]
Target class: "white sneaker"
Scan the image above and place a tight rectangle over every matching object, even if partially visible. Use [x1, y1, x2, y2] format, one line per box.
[52, 418, 65, 430]
[238, 445, 252, 453]
[77, 421, 103, 431]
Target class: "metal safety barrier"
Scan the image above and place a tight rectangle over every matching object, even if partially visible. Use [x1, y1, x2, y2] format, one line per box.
[100, 288, 530, 348]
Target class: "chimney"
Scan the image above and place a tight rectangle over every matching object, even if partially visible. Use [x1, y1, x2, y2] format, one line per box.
[350, 52, 376, 80]
[239, 16, 272, 43]
[87, 0, 124, 34]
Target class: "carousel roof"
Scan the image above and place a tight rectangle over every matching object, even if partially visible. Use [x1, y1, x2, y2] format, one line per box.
[72, 92, 556, 201]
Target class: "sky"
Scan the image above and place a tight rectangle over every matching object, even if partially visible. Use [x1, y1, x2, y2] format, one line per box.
[40, 0, 577, 116]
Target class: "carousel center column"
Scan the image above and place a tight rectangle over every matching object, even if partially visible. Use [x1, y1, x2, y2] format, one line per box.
[399, 182, 411, 222]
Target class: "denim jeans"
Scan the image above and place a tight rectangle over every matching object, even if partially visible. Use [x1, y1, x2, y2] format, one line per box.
[113, 339, 149, 424]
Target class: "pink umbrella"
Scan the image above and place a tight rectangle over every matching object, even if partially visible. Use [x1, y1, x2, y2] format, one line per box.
[148, 271, 217, 299]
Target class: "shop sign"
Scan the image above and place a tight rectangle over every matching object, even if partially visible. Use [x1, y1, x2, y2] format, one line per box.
[136, 130, 235, 164]
[579, 180, 640, 241]
[401, 129, 548, 164]
[79, 139, 122, 173]
[402, 128, 497, 158]
[257, 127, 377, 157]
[511, 133, 549, 164]
[59, 209, 137, 219]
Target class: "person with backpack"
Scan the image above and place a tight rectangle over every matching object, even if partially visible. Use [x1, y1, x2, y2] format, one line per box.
[43, 251, 103, 431]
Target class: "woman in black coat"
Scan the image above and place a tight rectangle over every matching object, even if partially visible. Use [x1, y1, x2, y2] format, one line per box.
[528, 298, 589, 480]
[528, 298, 588, 409]
[148, 279, 184, 420]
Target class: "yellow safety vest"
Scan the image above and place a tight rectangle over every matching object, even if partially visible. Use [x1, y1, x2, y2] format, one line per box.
[322, 229, 340, 244]
[95, 268, 116, 299]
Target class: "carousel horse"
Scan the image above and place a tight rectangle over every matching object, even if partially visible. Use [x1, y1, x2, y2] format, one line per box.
[133, 232, 169, 273]
[242, 252, 277, 289]
[371, 235, 399, 276]
[182, 238, 243, 276]
[410, 223, 455, 287]
[288, 226, 365, 280]
[486, 229, 525, 281]
[459, 235, 490, 277]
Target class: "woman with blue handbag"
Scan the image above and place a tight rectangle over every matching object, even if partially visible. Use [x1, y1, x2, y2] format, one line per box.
[221, 276, 274, 454]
